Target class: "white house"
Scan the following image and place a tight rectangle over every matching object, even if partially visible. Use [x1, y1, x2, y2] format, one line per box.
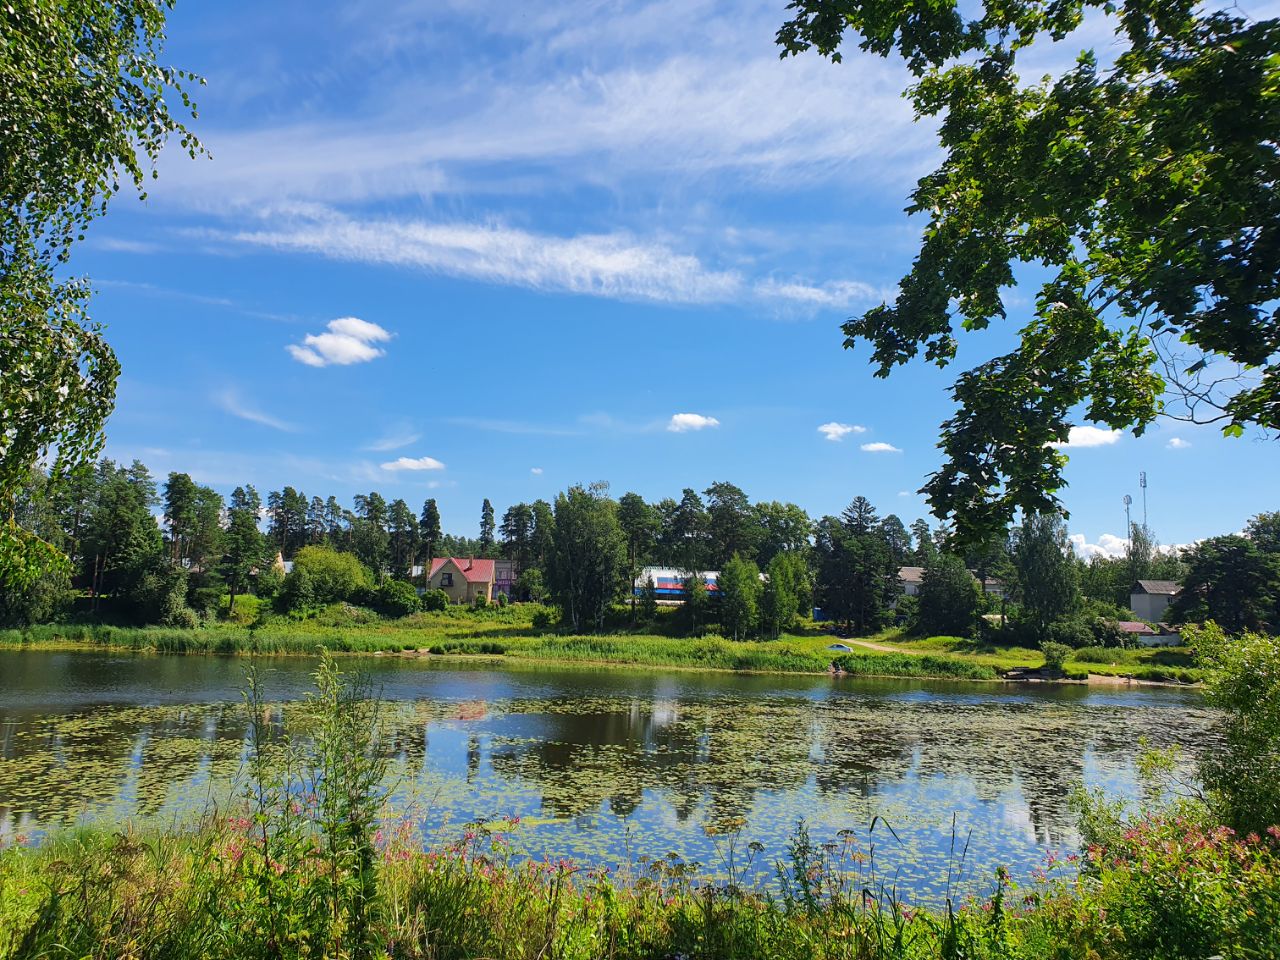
[1130, 580, 1180, 623]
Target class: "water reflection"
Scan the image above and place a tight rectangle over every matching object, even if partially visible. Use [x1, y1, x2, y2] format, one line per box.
[0, 650, 1219, 897]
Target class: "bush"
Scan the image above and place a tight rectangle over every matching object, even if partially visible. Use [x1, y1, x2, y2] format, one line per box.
[531, 607, 554, 631]
[421, 589, 450, 612]
[286, 546, 372, 605]
[1045, 617, 1094, 649]
[472, 594, 489, 610]
[1040, 640, 1072, 672]
[376, 580, 420, 618]
[496, 591, 509, 608]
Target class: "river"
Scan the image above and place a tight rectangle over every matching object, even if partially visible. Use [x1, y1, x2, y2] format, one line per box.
[0, 648, 1217, 900]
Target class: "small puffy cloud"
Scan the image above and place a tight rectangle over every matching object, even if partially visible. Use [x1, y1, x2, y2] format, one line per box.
[1167, 437, 1191, 450]
[818, 421, 866, 442]
[531, 467, 544, 475]
[381, 456, 445, 471]
[288, 316, 392, 367]
[1051, 426, 1122, 449]
[861, 441, 902, 453]
[897, 490, 910, 497]
[1069, 532, 1129, 559]
[667, 413, 720, 433]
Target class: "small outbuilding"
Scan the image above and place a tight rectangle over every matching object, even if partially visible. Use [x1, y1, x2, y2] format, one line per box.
[1130, 580, 1181, 623]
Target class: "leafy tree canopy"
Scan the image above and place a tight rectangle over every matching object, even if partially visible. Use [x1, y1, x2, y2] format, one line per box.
[779, 0, 1280, 544]
[1, 0, 200, 587]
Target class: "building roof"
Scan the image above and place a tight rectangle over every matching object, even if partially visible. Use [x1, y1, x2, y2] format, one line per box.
[429, 557, 496, 583]
[1133, 579, 1181, 596]
[898, 566, 925, 584]
[1116, 620, 1158, 634]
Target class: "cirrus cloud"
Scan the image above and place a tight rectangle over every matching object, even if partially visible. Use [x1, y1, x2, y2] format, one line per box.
[288, 316, 392, 367]
[380, 455, 446, 471]
[667, 413, 720, 433]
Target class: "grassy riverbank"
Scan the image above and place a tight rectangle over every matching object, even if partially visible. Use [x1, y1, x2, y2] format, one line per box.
[0, 606, 1201, 683]
[2, 813, 1274, 960]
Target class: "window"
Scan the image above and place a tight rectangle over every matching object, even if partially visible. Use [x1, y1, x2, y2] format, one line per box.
[440, 572, 453, 587]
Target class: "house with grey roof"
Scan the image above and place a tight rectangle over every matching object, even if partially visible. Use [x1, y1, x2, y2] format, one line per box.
[1130, 580, 1181, 623]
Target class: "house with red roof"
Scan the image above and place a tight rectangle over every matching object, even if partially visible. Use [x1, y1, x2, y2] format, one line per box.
[424, 557, 497, 604]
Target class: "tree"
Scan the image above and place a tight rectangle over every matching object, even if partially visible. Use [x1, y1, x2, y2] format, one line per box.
[267, 486, 308, 558]
[704, 481, 759, 567]
[162, 472, 198, 564]
[617, 492, 658, 618]
[419, 498, 442, 562]
[909, 518, 937, 566]
[879, 514, 911, 570]
[351, 492, 389, 575]
[779, 0, 1280, 545]
[1170, 535, 1280, 633]
[1011, 513, 1080, 632]
[387, 498, 419, 579]
[547, 484, 626, 632]
[2, 0, 200, 588]
[754, 501, 813, 565]
[500, 502, 535, 568]
[221, 486, 266, 617]
[286, 545, 372, 607]
[530, 499, 556, 572]
[671, 488, 709, 572]
[640, 575, 659, 621]
[683, 571, 710, 637]
[719, 554, 762, 640]
[762, 551, 807, 639]
[479, 499, 496, 553]
[81, 460, 164, 615]
[916, 553, 981, 638]
[1246, 512, 1280, 555]
[815, 501, 901, 634]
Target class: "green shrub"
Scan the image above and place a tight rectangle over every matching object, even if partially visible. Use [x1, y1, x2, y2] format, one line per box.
[376, 580, 420, 618]
[287, 546, 372, 605]
[1040, 640, 1072, 673]
[421, 589, 450, 612]
[472, 594, 489, 610]
[1045, 618, 1094, 649]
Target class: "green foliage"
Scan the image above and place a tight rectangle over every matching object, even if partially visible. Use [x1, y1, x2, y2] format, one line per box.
[915, 553, 980, 637]
[762, 551, 807, 638]
[1170, 534, 1280, 632]
[547, 483, 626, 632]
[376, 579, 420, 618]
[779, 0, 1280, 545]
[718, 554, 761, 640]
[1040, 640, 1073, 673]
[514, 567, 547, 604]
[815, 499, 901, 635]
[639, 576, 659, 621]
[472, 593, 489, 610]
[420, 588, 450, 612]
[1195, 623, 1280, 835]
[1044, 617, 1094, 650]
[1011, 513, 1079, 631]
[287, 545, 372, 607]
[1, 0, 200, 589]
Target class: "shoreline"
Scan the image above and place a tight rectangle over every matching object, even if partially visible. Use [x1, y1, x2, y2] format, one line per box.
[0, 634, 1201, 688]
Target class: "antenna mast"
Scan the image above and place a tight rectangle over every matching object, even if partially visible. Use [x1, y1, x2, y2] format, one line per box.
[1139, 471, 1148, 530]
[1123, 494, 1133, 538]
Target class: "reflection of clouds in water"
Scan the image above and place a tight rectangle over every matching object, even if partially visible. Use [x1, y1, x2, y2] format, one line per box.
[0, 654, 1221, 899]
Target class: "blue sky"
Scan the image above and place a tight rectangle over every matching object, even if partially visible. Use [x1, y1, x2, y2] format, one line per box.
[77, 0, 1276, 556]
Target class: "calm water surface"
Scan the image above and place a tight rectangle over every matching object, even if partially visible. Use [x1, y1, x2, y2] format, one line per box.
[0, 649, 1218, 900]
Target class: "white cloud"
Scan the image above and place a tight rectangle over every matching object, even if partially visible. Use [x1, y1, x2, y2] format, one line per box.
[287, 316, 393, 367]
[1069, 532, 1130, 560]
[897, 490, 910, 497]
[861, 441, 902, 453]
[531, 467, 544, 475]
[818, 421, 866, 442]
[757, 278, 891, 308]
[1051, 425, 1123, 449]
[232, 209, 742, 306]
[1167, 437, 1191, 450]
[667, 412, 720, 433]
[214, 388, 297, 432]
[381, 456, 446, 471]
[363, 426, 421, 451]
